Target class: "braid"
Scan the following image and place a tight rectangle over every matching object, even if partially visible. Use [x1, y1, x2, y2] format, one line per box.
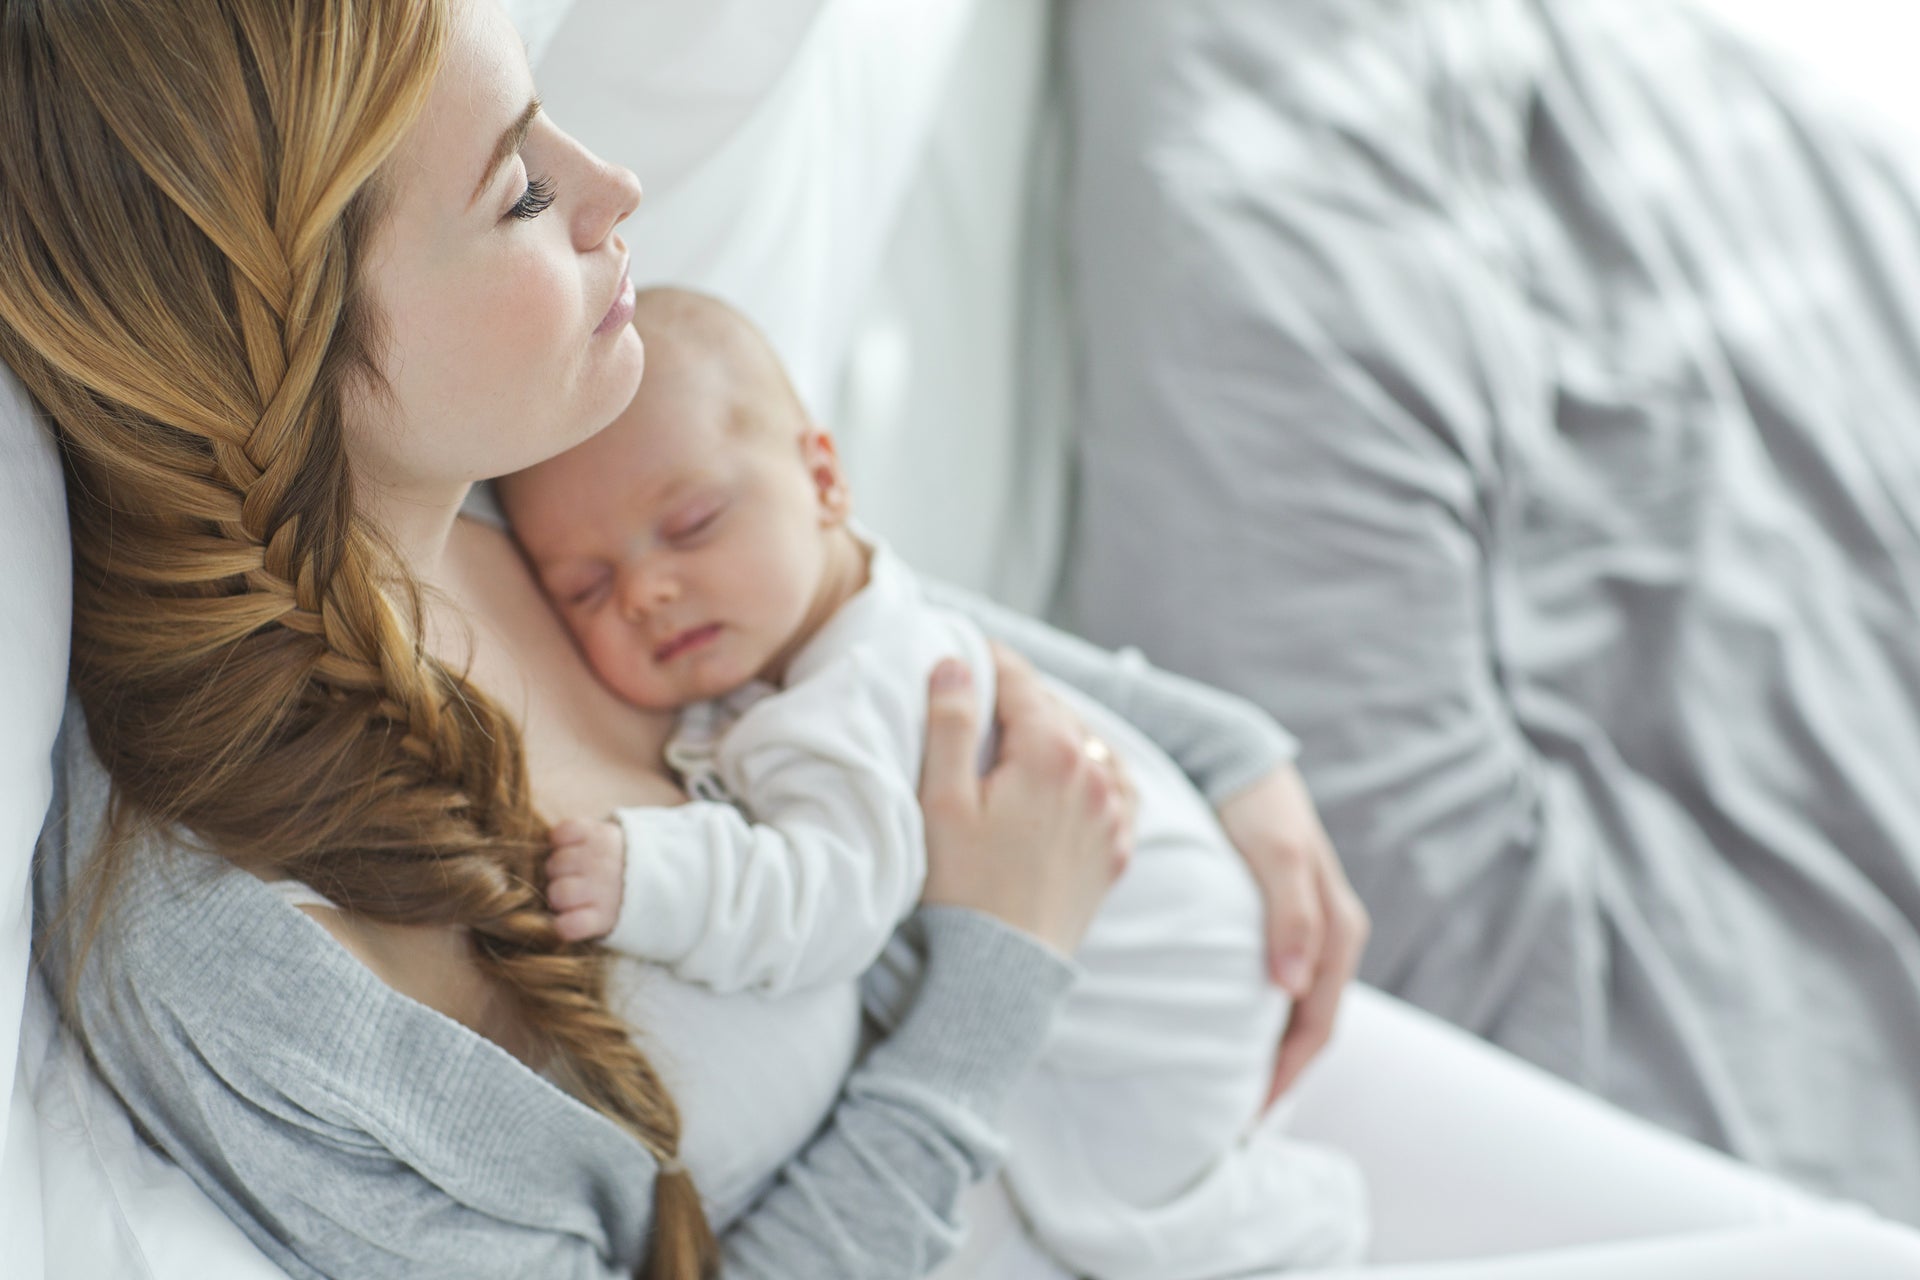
[0, 2, 713, 1273]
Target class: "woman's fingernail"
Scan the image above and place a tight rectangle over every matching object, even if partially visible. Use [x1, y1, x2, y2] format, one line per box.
[932, 660, 971, 691]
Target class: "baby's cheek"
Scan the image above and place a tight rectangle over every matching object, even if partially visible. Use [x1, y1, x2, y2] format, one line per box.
[584, 623, 673, 710]
[579, 620, 636, 688]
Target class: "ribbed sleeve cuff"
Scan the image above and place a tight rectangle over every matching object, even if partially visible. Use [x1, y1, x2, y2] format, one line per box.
[606, 805, 706, 962]
[1110, 645, 1301, 806]
[863, 906, 1076, 1118]
[1200, 723, 1301, 808]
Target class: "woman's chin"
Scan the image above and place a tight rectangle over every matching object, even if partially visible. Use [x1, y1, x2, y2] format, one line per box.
[568, 336, 647, 451]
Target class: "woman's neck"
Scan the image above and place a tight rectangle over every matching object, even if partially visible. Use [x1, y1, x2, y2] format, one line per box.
[358, 476, 473, 586]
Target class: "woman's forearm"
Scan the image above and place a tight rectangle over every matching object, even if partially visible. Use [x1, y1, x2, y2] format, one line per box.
[924, 575, 1298, 805]
[720, 906, 1073, 1278]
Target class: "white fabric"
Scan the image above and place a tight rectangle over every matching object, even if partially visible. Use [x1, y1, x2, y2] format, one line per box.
[14, 979, 287, 1280]
[940, 986, 1920, 1280]
[0, 361, 73, 1271]
[530, 0, 975, 423]
[610, 538, 1367, 1279]
[831, 0, 1076, 604]
[605, 957, 864, 1229]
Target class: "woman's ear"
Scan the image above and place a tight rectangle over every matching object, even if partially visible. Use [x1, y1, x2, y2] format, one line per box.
[804, 429, 852, 524]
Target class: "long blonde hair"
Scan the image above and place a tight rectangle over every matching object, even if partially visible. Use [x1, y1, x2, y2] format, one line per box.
[0, 1, 714, 1273]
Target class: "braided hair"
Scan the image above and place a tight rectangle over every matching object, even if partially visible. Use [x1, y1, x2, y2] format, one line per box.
[0, 1, 714, 1273]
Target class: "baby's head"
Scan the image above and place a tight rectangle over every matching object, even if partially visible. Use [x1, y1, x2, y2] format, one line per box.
[498, 287, 861, 711]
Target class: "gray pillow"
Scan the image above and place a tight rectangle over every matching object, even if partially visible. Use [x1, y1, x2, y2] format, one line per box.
[1059, 0, 1920, 1219]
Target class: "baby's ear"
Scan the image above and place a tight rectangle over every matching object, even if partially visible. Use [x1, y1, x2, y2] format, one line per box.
[803, 429, 853, 524]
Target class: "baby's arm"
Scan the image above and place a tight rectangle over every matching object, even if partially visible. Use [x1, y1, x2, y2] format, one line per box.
[591, 644, 983, 997]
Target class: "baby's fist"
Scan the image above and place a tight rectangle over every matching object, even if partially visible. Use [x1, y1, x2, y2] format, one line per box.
[546, 817, 626, 943]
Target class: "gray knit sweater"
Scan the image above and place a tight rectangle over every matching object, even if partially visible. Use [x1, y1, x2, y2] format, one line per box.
[33, 590, 1295, 1279]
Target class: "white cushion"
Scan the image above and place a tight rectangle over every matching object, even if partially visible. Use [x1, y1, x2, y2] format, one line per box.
[829, 0, 1072, 606]
[0, 354, 290, 1277]
[0, 359, 71, 1269]
[533, 0, 977, 419]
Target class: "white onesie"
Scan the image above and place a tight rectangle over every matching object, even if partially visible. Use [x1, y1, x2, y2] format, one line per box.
[606, 537, 1368, 1280]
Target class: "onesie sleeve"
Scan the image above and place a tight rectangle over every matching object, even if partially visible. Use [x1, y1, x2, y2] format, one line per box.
[605, 651, 933, 996]
[923, 575, 1299, 805]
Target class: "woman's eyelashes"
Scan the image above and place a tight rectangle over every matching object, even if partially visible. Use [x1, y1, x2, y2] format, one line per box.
[508, 174, 556, 221]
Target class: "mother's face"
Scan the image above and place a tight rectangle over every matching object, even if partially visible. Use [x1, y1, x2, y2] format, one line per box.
[350, 0, 644, 503]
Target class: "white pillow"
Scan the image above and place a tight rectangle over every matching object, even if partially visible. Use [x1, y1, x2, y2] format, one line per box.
[0, 359, 70, 1263]
[532, 0, 977, 418]
[0, 362, 290, 1277]
[830, 0, 1072, 606]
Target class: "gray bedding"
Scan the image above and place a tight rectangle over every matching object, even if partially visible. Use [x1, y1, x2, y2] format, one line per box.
[1058, 0, 1920, 1217]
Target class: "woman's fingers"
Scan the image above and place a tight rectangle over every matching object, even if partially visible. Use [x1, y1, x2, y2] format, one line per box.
[1218, 767, 1330, 996]
[918, 646, 1128, 956]
[1260, 836, 1324, 996]
[1267, 862, 1370, 1105]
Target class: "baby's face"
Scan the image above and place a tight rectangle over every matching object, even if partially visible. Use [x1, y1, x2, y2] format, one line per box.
[503, 385, 846, 710]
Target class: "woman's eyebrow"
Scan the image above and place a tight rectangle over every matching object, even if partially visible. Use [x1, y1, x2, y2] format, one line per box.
[471, 96, 542, 206]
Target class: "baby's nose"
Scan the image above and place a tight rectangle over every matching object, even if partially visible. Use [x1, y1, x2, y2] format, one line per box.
[617, 562, 678, 615]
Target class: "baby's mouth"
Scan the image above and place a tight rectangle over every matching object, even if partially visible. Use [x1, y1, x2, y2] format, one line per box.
[653, 623, 722, 664]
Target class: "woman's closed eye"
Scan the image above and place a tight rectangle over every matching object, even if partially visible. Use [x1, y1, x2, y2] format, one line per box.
[507, 174, 556, 221]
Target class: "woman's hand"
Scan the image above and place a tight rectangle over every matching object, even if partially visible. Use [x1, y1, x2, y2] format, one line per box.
[1216, 764, 1370, 1107]
[918, 645, 1133, 958]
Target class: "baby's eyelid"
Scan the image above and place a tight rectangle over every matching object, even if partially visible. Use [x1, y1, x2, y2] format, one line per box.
[670, 505, 724, 539]
[556, 568, 609, 604]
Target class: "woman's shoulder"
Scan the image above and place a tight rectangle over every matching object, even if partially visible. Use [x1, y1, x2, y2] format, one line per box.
[34, 698, 659, 1275]
[442, 513, 682, 815]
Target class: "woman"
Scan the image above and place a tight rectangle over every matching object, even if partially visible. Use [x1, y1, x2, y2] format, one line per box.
[5, 0, 1330, 1274]
[8, 1, 1920, 1277]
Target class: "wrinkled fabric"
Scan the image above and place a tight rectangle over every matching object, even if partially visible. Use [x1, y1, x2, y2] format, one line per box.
[1061, 0, 1920, 1218]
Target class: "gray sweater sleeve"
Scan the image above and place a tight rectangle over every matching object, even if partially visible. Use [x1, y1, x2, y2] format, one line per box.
[923, 576, 1299, 804]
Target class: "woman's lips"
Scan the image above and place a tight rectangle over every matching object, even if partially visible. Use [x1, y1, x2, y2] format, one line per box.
[594, 273, 636, 336]
[653, 623, 721, 664]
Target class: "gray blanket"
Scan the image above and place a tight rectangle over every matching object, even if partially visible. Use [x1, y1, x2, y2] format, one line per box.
[1059, 0, 1920, 1218]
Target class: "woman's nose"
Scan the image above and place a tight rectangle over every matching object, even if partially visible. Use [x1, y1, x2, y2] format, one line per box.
[573, 152, 642, 252]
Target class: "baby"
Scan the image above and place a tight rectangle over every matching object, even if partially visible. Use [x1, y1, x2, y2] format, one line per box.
[496, 287, 1366, 1280]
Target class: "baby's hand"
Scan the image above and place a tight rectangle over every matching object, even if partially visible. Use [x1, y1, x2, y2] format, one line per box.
[545, 818, 626, 943]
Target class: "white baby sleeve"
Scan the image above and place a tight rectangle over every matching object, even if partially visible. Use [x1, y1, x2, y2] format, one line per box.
[605, 648, 933, 997]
